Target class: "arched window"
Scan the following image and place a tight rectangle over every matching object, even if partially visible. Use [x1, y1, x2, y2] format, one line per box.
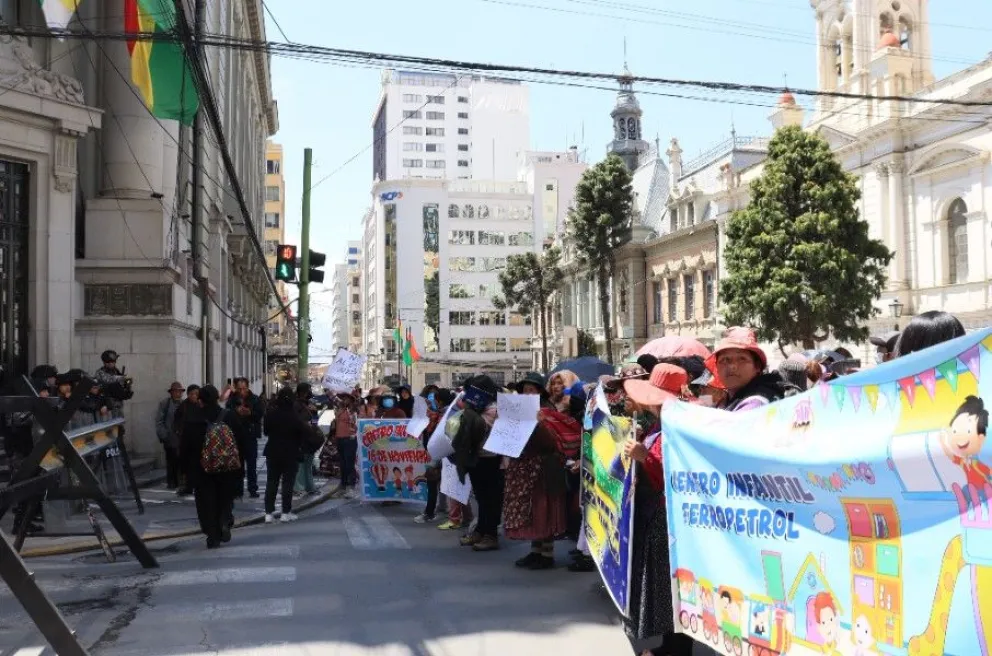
[448, 203, 460, 218]
[898, 17, 912, 49]
[617, 118, 626, 140]
[627, 118, 637, 140]
[834, 39, 844, 86]
[687, 203, 695, 226]
[478, 204, 490, 219]
[462, 204, 474, 218]
[948, 199, 969, 284]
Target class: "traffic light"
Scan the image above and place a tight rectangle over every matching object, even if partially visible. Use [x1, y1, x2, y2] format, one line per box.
[308, 250, 326, 284]
[275, 244, 297, 282]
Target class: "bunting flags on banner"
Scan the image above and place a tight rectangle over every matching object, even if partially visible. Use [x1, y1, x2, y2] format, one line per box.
[898, 376, 917, 406]
[849, 386, 862, 412]
[864, 385, 879, 412]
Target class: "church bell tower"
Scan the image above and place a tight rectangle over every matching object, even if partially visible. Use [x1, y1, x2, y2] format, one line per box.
[608, 67, 650, 172]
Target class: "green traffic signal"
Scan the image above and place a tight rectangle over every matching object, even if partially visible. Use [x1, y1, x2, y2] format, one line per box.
[275, 244, 297, 282]
[276, 262, 293, 281]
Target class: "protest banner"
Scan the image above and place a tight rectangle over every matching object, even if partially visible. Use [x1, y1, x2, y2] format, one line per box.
[357, 419, 431, 504]
[581, 390, 636, 615]
[662, 329, 992, 656]
[322, 348, 366, 393]
[483, 393, 540, 458]
[426, 392, 463, 460]
[405, 396, 430, 438]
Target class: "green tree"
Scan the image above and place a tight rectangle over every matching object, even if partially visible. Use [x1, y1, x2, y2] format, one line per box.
[493, 247, 565, 374]
[576, 328, 598, 357]
[566, 153, 634, 365]
[720, 125, 893, 351]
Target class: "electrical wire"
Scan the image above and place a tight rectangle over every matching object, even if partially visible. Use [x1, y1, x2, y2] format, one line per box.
[261, 1, 290, 42]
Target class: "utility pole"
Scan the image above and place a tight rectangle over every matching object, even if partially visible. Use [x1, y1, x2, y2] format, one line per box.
[297, 148, 312, 383]
[191, 0, 211, 384]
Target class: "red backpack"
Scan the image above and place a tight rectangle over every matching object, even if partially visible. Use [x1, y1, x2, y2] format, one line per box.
[200, 419, 241, 473]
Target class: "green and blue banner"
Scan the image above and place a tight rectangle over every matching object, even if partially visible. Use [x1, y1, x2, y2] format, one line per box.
[581, 388, 636, 615]
[662, 329, 992, 656]
[357, 419, 431, 504]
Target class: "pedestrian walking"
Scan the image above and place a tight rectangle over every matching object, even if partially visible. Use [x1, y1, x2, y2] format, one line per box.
[156, 382, 185, 489]
[263, 387, 310, 523]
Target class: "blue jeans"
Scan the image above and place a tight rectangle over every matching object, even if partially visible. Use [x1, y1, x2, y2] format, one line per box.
[337, 437, 358, 487]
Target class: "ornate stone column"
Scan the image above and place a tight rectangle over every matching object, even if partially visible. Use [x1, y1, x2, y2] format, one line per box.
[888, 159, 908, 289]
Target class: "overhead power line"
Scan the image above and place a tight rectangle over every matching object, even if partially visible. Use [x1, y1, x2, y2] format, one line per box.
[4, 26, 991, 109]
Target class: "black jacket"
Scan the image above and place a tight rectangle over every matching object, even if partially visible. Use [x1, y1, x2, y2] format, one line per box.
[263, 404, 310, 464]
[179, 405, 241, 489]
[450, 406, 491, 483]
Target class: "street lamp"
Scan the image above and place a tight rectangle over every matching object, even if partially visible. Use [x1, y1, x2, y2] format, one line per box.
[888, 298, 904, 330]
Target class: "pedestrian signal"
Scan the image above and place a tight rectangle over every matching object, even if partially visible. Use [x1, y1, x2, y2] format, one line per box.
[275, 244, 297, 282]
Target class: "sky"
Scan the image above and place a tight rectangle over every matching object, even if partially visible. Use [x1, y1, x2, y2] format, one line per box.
[262, 0, 992, 358]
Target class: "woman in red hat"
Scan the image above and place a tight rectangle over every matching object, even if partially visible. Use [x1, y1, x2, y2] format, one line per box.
[705, 327, 785, 412]
[620, 364, 696, 656]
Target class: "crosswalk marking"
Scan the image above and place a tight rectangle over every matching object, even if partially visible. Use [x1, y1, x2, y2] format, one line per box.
[1, 566, 296, 596]
[154, 597, 294, 622]
[341, 505, 410, 550]
[11, 648, 46, 656]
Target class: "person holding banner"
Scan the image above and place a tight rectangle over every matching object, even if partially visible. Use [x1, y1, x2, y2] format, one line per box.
[705, 327, 785, 413]
[621, 364, 696, 656]
[451, 375, 502, 552]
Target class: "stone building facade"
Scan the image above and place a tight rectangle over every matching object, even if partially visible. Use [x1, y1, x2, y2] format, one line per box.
[0, 0, 277, 459]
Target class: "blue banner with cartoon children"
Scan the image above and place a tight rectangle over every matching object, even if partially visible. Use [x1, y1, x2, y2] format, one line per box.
[357, 419, 431, 504]
[662, 329, 992, 656]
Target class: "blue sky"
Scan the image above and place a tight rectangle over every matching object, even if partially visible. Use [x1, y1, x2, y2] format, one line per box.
[262, 0, 992, 357]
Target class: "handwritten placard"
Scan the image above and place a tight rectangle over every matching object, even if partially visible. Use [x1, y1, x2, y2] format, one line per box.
[482, 393, 539, 458]
[440, 458, 471, 504]
[405, 396, 430, 438]
[426, 392, 463, 460]
[321, 348, 366, 393]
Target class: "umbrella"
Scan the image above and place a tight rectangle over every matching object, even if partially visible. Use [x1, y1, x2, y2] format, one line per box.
[636, 336, 712, 360]
[550, 356, 614, 383]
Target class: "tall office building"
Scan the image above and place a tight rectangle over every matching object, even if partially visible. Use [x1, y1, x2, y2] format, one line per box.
[331, 241, 362, 353]
[263, 141, 291, 346]
[371, 70, 530, 183]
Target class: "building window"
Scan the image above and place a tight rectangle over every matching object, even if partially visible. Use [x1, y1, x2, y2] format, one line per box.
[457, 144, 469, 152]
[479, 338, 506, 353]
[351, 294, 359, 304]
[402, 158, 423, 168]
[667, 279, 677, 322]
[457, 96, 469, 103]
[266, 159, 280, 174]
[448, 203, 460, 218]
[426, 111, 445, 120]
[684, 274, 695, 320]
[450, 338, 474, 353]
[948, 198, 969, 284]
[508, 232, 534, 247]
[427, 95, 445, 104]
[703, 270, 715, 318]
[458, 128, 469, 135]
[458, 160, 470, 167]
[426, 127, 445, 137]
[481, 257, 506, 271]
[510, 338, 529, 352]
[403, 94, 422, 103]
[423, 203, 440, 251]
[462, 204, 475, 218]
[264, 239, 278, 255]
[403, 110, 422, 119]
[478, 230, 505, 246]
[264, 212, 280, 228]
[403, 126, 423, 135]
[509, 312, 532, 326]
[458, 112, 469, 119]
[449, 230, 475, 246]
[450, 257, 476, 272]
[403, 142, 423, 151]
[652, 281, 662, 324]
[479, 310, 506, 326]
[450, 311, 475, 325]
[687, 203, 695, 226]
[669, 207, 678, 233]
[426, 143, 444, 152]
[478, 284, 497, 299]
[426, 160, 446, 169]
[265, 186, 280, 201]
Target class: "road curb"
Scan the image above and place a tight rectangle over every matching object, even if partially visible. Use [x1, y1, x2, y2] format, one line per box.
[19, 488, 339, 559]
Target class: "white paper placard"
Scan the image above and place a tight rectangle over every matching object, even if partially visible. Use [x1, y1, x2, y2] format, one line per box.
[405, 396, 430, 438]
[482, 393, 540, 458]
[440, 458, 471, 504]
[426, 392, 463, 460]
[321, 348, 366, 394]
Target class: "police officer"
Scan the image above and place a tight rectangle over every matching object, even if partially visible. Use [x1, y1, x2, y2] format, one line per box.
[94, 350, 131, 419]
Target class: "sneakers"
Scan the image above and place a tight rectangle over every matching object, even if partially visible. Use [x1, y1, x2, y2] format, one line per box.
[281, 512, 299, 523]
[344, 488, 358, 500]
[437, 520, 462, 530]
[413, 514, 436, 524]
[459, 532, 483, 547]
[472, 536, 500, 552]
[264, 513, 276, 524]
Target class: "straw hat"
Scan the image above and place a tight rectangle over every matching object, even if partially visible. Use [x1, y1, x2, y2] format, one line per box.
[624, 364, 688, 407]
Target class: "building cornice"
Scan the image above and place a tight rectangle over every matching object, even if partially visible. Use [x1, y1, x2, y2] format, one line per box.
[245, 0, 278, 135]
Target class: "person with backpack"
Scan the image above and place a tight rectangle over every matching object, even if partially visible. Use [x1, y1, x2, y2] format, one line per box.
[180, 384, 242, 549]
[263, 388, 312, 523]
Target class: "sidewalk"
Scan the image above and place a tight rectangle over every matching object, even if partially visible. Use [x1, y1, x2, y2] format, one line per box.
[4, 450, 338, 558]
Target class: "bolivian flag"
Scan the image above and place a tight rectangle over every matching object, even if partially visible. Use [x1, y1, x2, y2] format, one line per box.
[40, 0, 79, 30]
[125, 0, 199, 125]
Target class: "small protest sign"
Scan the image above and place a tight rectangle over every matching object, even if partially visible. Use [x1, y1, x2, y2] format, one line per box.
[482, 393, 540, 458]
[321, 349, 366, 393]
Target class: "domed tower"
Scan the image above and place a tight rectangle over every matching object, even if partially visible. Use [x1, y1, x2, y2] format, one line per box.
[608, 67, 650, 172]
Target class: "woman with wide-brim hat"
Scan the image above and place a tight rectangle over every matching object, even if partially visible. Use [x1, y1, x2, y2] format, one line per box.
[705, 327, 784, 412]
[501, 372, 576, 569]
[620, 364, 696, 656]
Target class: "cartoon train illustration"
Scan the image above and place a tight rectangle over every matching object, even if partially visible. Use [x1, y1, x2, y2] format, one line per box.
[673, 569, 792, 656]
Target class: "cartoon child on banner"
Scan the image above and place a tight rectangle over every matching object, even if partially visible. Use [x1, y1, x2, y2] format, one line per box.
[812, 592, 842, 656]
[939, 395, 991, 490]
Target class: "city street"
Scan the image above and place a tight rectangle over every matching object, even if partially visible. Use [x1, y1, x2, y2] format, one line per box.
[1, 498, 647, 655]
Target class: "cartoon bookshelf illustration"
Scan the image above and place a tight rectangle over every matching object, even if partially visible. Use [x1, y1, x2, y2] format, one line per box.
[840, 498, 904, 651]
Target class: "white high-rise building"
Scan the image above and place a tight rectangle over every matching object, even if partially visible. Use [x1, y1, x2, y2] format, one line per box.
[330, 241, 363, 353]
[370, 70, 530, 183]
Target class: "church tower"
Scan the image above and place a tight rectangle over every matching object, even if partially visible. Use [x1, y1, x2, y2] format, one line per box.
[811, 0, 933, 108]
[608, 67, 650, 172]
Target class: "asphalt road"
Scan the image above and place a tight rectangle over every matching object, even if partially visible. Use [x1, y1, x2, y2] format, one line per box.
[2, 498, 643, 655]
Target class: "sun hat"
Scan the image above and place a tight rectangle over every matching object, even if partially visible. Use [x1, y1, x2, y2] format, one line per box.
[624, 363, 688, 407]
[691, 369, 726, 390]
[777, 359, 808, 391]
[869, 330, 900, 352]
[705, 326, 768, 373]
[515, 371, 547, 393]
